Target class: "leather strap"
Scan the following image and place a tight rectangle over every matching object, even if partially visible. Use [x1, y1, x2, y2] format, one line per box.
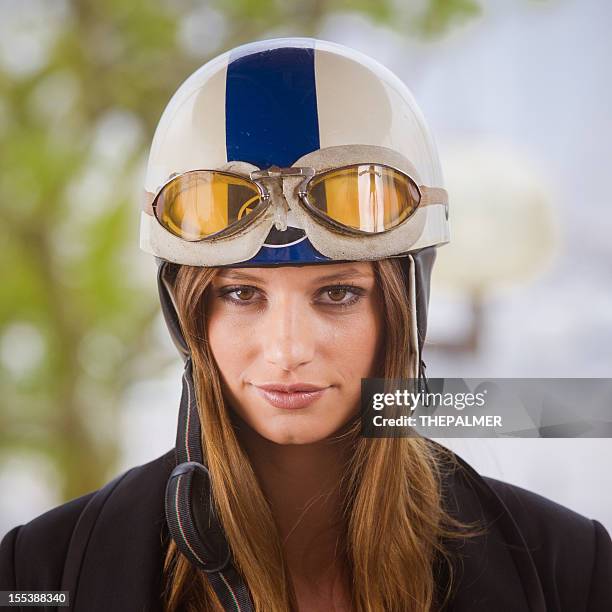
[164, 357, 255, 610]
[420, 186, 448, 207]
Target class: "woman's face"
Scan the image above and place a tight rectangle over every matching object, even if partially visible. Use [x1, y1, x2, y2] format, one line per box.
[206, 262, 383, 445]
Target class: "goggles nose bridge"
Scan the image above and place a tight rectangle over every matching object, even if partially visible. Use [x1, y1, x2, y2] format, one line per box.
[249, 166, 315, 231]
[249, 165, 315, 180]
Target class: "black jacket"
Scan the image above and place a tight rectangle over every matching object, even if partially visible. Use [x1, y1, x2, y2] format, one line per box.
[1, 448, 611, 611]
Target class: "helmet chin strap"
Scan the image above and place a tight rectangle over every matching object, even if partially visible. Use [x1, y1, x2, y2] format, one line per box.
[165, 358, 255, 611]
[156, 247, 436, 610]
[157, 260, 255, 611]
[408, 247, 437, 394]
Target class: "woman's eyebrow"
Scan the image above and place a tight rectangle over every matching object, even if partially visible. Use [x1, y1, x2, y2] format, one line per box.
[312, 268, 372, 283]
[216, 270, 264, 282]
[215, 267, 372, 284]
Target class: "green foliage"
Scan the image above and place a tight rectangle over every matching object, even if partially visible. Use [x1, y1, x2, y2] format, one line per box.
[417, 0, 481, 36]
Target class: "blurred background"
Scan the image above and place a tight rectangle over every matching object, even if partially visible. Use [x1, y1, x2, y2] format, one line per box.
[1, 0, 611, 537]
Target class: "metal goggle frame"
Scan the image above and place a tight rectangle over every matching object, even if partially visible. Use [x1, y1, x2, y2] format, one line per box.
[149, 162, 447, 242]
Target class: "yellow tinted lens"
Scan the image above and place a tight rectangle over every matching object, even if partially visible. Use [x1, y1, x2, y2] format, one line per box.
[154, 171, 262, 241]
[306, 165, 420, 232]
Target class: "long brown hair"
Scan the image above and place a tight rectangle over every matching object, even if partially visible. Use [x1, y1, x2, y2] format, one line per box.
[162, 258, 466, 611]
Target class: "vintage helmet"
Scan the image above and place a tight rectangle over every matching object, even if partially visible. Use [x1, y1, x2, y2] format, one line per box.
[141, 37, 449, 609]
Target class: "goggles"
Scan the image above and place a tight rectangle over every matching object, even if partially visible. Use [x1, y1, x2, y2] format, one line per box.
[142, 145, 449, 266]
[150, 163, 446, 242]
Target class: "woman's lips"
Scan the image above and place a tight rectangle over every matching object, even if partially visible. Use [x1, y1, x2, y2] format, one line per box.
[253, 384, 329, 410]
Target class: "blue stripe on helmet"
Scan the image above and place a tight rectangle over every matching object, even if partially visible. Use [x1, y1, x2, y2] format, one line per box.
[226, 44, 331, 265]
[245, 237, 330, 265]
[225, 46, 320, 168]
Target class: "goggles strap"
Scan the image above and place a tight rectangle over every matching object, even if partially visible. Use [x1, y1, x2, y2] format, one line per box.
[164, 357, 255, 610]
[404, 252, 431, 395]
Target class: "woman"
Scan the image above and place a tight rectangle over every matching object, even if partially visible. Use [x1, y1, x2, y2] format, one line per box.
[1, 38, 611, 612]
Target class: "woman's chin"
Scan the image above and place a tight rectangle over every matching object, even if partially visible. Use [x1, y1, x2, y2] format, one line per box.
[257, 423, 332, 446]
[230, 399, 357, 445]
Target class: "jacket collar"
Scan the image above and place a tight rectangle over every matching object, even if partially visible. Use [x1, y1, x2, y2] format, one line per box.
[73, 447, 545, 611]
[436, 452, 546, 611]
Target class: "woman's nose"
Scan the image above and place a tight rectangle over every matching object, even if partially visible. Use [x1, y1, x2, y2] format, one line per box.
[261, 295, 315, 372]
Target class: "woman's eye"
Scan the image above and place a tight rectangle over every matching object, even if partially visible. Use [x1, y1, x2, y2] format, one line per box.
[318, 285, 364, 306]
[327, 287, 349, 302]
[233, 287, 255, 301]
[218, 285, 259, 305]
[218, 284, 364, 307]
